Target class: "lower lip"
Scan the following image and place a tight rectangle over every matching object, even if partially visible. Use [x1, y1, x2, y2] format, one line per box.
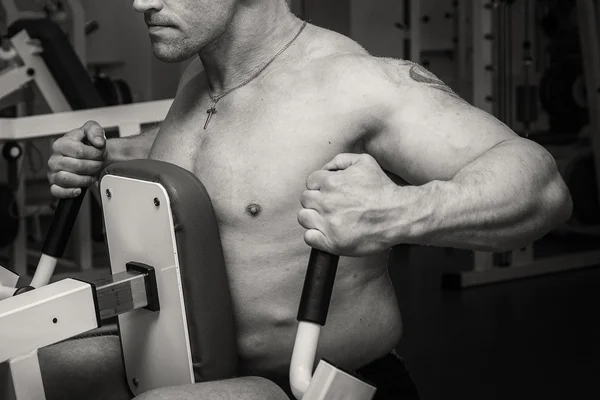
[148, 26, 172, 33]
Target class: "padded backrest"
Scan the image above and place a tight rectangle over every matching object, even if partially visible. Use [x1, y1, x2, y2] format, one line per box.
[101, 159, 238, 382]
[7, 19, 105, 110]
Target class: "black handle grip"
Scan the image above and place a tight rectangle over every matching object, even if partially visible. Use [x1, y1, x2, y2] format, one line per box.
[41, 188, 88, 258]
[42, 138, 94, 258]
[297, 249, 340, 326]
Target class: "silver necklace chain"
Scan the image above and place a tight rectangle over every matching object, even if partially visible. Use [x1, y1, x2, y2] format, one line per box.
[204, 21, 308, 129]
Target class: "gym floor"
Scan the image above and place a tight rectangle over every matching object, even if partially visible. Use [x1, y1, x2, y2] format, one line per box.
[391, 236, 600, 400]
[1, 224, 598, 400]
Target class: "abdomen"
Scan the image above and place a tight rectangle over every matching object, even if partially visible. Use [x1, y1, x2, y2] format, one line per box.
[221, 232, 403, 377]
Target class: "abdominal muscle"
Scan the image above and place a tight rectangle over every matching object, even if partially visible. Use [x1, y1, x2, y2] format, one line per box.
[218, 224, 403, 382]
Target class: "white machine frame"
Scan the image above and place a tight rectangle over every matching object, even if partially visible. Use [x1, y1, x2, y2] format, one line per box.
[101, 175, 195, 395]
[0, 175, 194, 399]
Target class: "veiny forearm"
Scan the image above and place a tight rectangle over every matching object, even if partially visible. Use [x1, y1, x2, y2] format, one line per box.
[404, 139, 572, 252]
[105, 125, 160, 167]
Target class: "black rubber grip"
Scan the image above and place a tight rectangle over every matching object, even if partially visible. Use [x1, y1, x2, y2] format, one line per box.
[42, 138, 93, 258]
[297, 249, 340, 326]
[41, 188, 88, 258]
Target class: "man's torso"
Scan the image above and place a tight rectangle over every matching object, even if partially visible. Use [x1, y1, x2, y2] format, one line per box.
[148, 25, 403, 381]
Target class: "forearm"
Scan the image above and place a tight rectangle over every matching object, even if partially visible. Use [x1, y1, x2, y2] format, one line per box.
[401, 139, 573, 252]
[104, 125, 160, 167]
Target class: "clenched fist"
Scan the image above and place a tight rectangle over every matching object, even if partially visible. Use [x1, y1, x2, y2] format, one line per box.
[47, 121, 107, 199]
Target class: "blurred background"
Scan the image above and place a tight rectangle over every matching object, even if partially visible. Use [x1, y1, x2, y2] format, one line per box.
[0, 1, 599, 399]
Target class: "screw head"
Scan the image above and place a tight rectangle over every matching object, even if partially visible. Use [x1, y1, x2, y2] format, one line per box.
[9, 146, 21, 158]
[106, 189, 112, 198]
[154, 197, 160, 207]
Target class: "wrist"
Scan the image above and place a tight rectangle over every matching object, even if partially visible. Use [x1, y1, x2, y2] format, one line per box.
[103, 138, 118, 168]
[389, 181, 442, 246]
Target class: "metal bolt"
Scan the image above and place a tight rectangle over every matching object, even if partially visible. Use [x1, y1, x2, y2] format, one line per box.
[153, 197, 160, 207]
[132, 378, 139, 387]
[106, 189, 112, 198]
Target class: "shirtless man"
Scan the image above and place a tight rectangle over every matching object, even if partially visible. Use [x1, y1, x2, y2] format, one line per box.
[43, 0, 572, 399]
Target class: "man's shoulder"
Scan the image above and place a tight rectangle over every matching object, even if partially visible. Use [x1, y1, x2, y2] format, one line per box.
[318, 55, 456, 97]
[308, 50, 421, 100]
[305, 52, 421, 121]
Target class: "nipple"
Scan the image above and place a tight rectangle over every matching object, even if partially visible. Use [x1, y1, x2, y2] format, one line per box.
[246, 203, 262, 217]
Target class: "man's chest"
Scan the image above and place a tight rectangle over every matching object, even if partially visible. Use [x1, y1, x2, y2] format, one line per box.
[150, 103, 365, 225]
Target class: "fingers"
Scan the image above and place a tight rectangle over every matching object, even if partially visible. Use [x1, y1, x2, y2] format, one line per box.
[298, 208, 329, 251]
[303, 229, 328, 252]
[300, 189, 321, 211]
[306, 170, 333, 190]
[322, 153, 366, 171]
[53, 136, 106, 161]
[50, 184, 82, 199]
[297, 208, 322, 231]
[48, 155, 104, 177]
[65, 121, 106, 149]
[48, 170, 96, 190]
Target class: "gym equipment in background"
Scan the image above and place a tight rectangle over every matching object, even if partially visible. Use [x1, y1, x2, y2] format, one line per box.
[442, 0, 600, 289]
[1, 0, 90, 64]
[0, 18, 139, 274]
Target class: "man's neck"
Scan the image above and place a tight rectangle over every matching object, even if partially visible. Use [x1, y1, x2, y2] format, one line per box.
[199, 2, 303, 95]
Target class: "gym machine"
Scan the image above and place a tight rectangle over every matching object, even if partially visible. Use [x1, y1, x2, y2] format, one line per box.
[0, 17, 157, 275]
[1, 0, 89, 64]
[441, 0, 600, 289]
[0, 159, 376, 400]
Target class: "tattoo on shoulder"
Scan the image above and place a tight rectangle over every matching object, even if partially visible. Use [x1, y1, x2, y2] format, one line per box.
[409, 64, 458, 96]
[383, 58, 460, 98]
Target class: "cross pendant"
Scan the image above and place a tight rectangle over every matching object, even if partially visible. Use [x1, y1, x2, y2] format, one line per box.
[204, 104, 217, 129]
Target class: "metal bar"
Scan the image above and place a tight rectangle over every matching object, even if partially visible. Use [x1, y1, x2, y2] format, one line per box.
[443, 250, 600, 289]
[409, 0, 421, 62]
[0, 265, 19, 287]
[93, 270, 149, 320]
[11, 105, 28, 277]
[9, 350, 46, 400]
[472, 1, 494, 114]
[0, 270, 156, 363]
[457, 0, 470, 99]
[66, 0, 86, 65]
[0, 66, 34, 100]
[10, 31, 71, 113]
[0, 99, 172, 141]
[0, 279, 98, 362]
[73, 192, 93, 271]
[575, 0, 600, 211]
[495, 1, 507, 121]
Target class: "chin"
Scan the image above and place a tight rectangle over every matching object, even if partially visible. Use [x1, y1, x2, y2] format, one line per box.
[151, 43, 195, 63]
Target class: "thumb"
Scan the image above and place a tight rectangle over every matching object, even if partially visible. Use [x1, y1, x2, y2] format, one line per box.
[322, 153, 363, 171]
[82, 121, 106, 148]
